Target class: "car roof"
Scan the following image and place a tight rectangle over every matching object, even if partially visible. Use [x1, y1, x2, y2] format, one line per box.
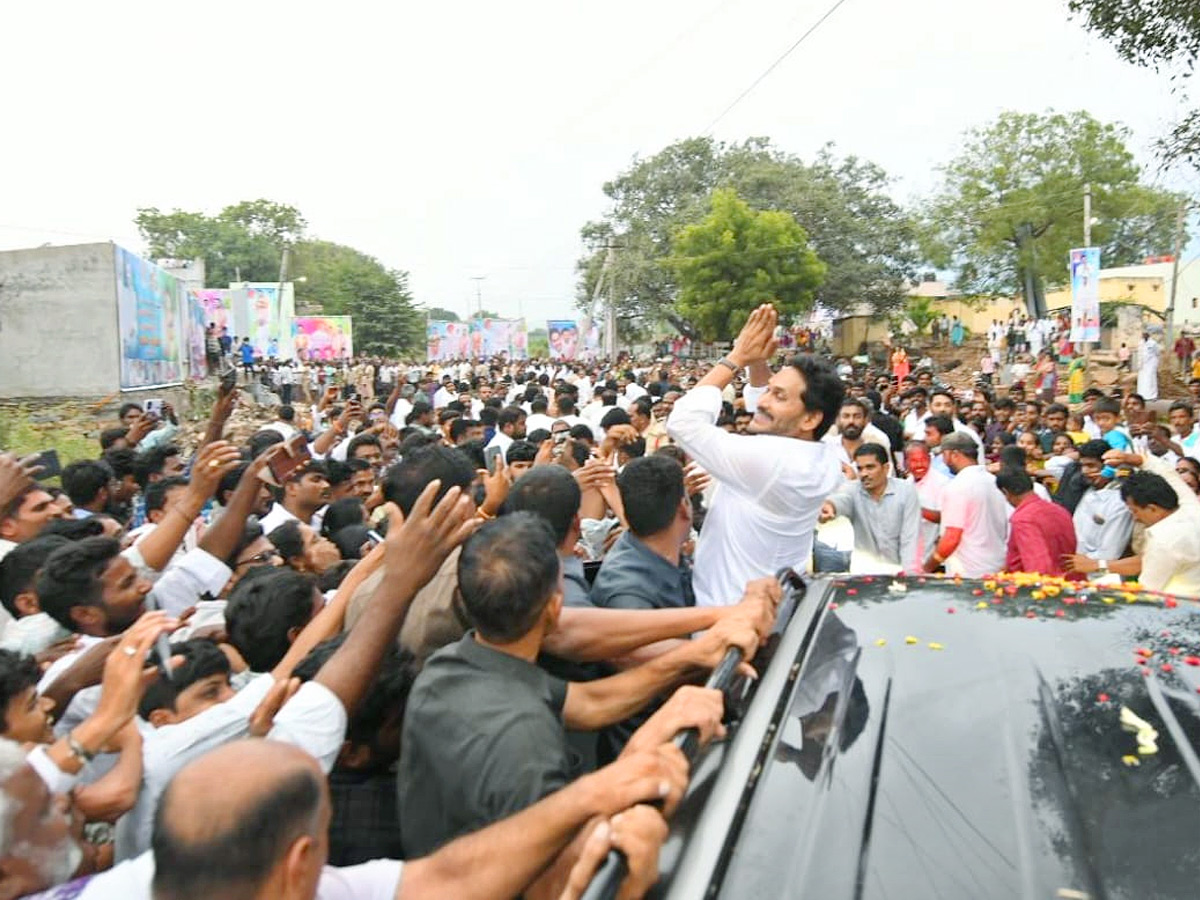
[657, 574, 1200, 899]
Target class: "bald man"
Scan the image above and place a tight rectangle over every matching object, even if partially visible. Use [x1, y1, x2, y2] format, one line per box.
[1, 738, 681, 899]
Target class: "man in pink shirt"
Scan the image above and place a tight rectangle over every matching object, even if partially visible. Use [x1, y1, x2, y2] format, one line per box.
[995, 468, 1076, 574]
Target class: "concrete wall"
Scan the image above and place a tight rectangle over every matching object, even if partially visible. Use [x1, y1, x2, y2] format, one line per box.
[0, 243, 119, 397]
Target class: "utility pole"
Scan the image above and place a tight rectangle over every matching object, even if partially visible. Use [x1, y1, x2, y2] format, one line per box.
[470, 276, 486, 321]
[1166, 200, 1188, 349]
[1083, 183, 1092, 247]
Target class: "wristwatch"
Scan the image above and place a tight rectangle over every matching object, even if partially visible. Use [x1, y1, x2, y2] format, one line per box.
[1094, 559, 1108, 576]
[717, 357, 739, 373]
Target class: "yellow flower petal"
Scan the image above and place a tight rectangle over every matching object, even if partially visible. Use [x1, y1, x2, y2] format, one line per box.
[904, 635, 918, 644]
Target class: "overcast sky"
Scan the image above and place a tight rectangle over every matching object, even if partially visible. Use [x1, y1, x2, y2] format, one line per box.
[1, 0, 1191, 325]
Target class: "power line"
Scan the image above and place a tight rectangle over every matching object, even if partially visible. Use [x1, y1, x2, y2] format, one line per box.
[702, 0, 853, 135]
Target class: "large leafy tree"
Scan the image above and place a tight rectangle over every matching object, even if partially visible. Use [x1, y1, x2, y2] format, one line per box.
[135, 200, 306, 286]
[1068, 0, 1199, 166]
[925, 110, 1185, 313]
[669, 189, 824, 341]
[290, 241, 423, 356]
[577, 137, 920, 337]
[423, 307, 460, 322]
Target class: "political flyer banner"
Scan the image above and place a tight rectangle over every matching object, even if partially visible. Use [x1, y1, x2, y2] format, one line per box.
[230, 282, 295, 359]
[185, 290, 208, 377]
[580, 316, 602, 359]
[546, 320, 580, 360]
[194, 289, 236, 336]
[115, 246, 184, 389]
[427, 320, 470, 361]
[467, 317, 529, 359]
[293, 316, 354, 361]
[1069, 247, 1101, 343]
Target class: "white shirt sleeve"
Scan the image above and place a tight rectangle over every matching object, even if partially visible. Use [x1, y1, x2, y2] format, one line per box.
[267, 681, 349, 774]
[151, 549, 233, 616]
[316, 860, 403, 900]
[26, 745, 79, 795]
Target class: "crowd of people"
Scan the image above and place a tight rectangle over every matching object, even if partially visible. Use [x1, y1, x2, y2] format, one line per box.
[1, 301, 1198, 898]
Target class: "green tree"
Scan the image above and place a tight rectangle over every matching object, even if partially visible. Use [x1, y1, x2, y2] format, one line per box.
[423, 307, 460, 322]
[527, 328, 550, 358]
[290, 241, 423, 357]
[1068, 0, 1199, 165]
[926, 110, 1185, 313]
[904, 296, 937, 334]
[577, 137, 920, 336]
[135, 200, 307, 287]
[668, 189, 825, 341]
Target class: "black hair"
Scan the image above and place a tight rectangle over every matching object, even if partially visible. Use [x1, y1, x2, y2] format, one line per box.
[102, 447, 137, 482]
[1120, 471, 1179, 511]
[61, 460, 111, 507]
[321, 498, 366, 539]
[267, 520, 305, 564]
[346, 433, 382, 461]
[1045, 403, 1068, 418]
[1093, 397, 1121, 417]
[248, 430, 286, 461]
[36, 536, 121, 629]
[39, 517, 104, 541]
[998, 446, 1027, 470]
[995, 468, 1034, 495]
[527, 428, 551, 445]
[852, 442, 890, 466]
[1169, 400, 1195, 418]
[145, 476, 190, 517]
[152, 764, 323, 900]
[618, 436, 646, 460]
[317, 559, 357, 592]
[382, 445, 475, 516]
[225, 568, 318, 673]
[599, 408, 631, 430]
[994, 397, 1016, 412]
[501, 466, 581, 545]
[530, 397, 549, 415]
[840, 397, 870, 416]
[506, 440, 538, 464]
[925, 415, 954, 437]
[631, 396, 654, 418]
[0, 535, 71, 617]
[0, 649, 41, 732]
[292, 633, 417, 771]
[138, 639, 231, 720]
[100, 427, 129, 451]
[329, 525, 372, 561]
[119, 402, 143, 420]
[498, 406, 526, 431]
[618, 455, 684, 538]
[457, 513, 560, 644]
[568, 424, 594, 444]
[786, 354, 844, 440]
[133, 445, 182, 490]
[479, 407, 499, 429]
[1077, 439, 1111, 462]
[449, 418, 479, 444]
[278, 406, 295, 422]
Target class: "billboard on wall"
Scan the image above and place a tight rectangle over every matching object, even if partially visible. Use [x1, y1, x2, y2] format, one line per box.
[229, 282, 295, 359]
[293, 316, 353, 361]
[1069, 247, 1102, 343]
[467, 318, 528, 359]
[546, 319, 580, 360]
[185, 290, 208, 377]
[115, 246, 184, 389]
[426, 320, 470, 361]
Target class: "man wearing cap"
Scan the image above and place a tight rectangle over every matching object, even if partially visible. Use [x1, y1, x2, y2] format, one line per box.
[922, 432, 1007, 577]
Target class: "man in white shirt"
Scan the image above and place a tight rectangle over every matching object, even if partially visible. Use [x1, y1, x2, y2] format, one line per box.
[905, 440, 951, 567]
[484, 406, 528, 463]
[668, 304, 843, 606]
[524, 397, 557, 436]
[432, 376, 457, 410]
[921, 433, 1007, 576]
[1120, 468, 1200, 594]
[260, 463, 331, 535]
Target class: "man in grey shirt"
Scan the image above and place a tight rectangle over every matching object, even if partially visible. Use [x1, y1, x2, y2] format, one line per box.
[819, 443, 920, 572]
[592, 455, 694, 610]
[1069, 439, 1134, 566]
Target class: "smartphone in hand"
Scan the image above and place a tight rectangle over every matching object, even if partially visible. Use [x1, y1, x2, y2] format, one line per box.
[30, 449, 61, 481]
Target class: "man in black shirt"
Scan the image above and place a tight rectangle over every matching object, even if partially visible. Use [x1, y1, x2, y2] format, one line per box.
[398, 512, 765, 859]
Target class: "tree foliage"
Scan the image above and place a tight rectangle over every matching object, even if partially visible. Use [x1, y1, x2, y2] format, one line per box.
[668, 189, 824, 341]
[290, 241, 423, 357]
[577, 137, 920, 336]
[136, 200, 307, 287]
[1068, 0, 1199, 166]
[423, 307, 461, 322]
[925, 110, 1185, 311]
[904, 296, 937, 334]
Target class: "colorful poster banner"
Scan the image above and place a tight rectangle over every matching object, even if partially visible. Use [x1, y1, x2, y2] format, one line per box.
[244, 286, 281, 359]
[185, 290, 208, 377]
[427, 320, 471, 361]
[293, 316, 354, 361]
[193, 289, 236, 337]
[115, 246, 184, 389]
[467, 318, 528, 359]
[580, 316, 602, 358]
[1069, 247, 1101, 343]
[546, 320, 580, 360]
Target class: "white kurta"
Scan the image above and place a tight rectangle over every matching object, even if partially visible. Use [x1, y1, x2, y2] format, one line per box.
[1138, 338, 1161, 400]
